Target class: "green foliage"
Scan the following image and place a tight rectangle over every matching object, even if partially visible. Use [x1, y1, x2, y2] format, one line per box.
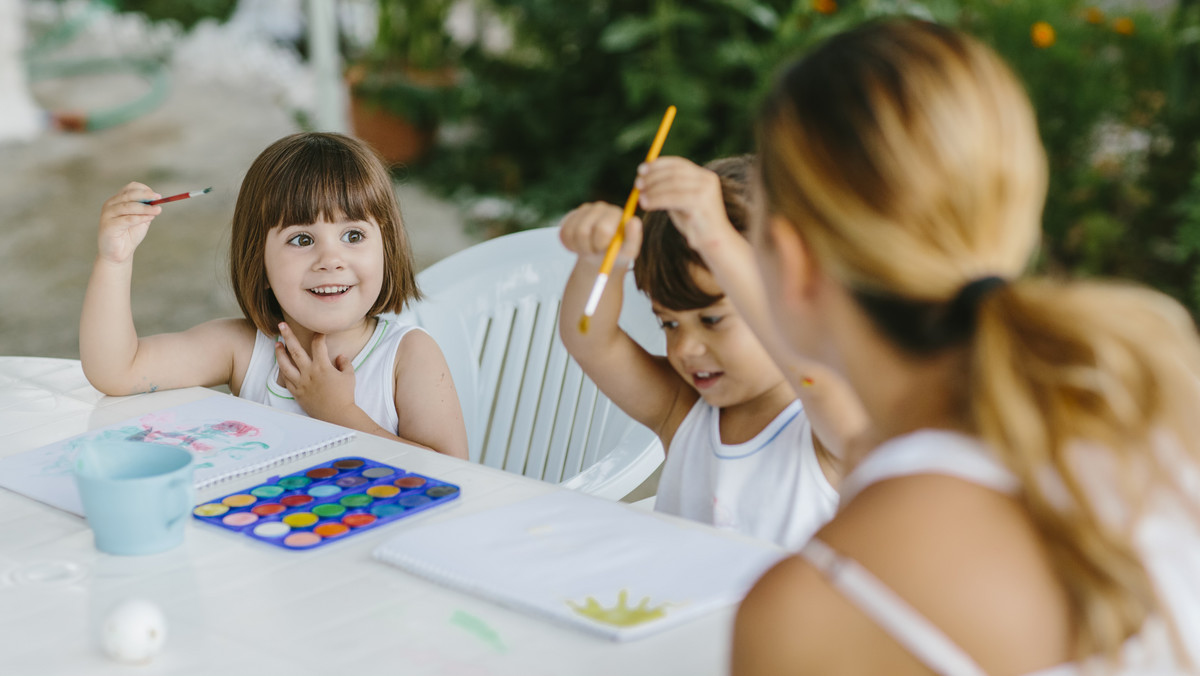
[348, 0, 464, 134]
[417, 0, 1200, 317]
[423, 0, 806, 230]
[372, 0, 459, 70]
[113, 0, 236, 29]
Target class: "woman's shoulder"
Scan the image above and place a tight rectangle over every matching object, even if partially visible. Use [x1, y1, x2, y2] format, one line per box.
[734, 542, 941, 675]
[735, 471, 1074, 674]
[819, 471, 1073, 674]
[733, 552, 851, 674]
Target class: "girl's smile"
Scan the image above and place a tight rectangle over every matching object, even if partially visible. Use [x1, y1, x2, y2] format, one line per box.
[308, 284, 352, 298]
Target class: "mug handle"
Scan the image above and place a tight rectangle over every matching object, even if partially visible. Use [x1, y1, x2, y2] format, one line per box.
[163, 477, 190, 529]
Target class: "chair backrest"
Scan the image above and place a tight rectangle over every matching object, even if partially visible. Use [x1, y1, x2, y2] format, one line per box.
[394, 226, 665, 498]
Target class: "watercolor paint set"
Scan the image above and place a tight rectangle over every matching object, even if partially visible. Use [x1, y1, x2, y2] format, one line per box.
[192, 456, 460, 550]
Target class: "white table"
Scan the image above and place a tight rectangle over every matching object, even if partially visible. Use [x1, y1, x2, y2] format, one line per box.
[0, 358, 737, 675]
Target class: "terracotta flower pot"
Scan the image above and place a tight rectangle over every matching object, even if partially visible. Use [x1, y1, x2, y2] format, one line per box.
[345, 63, 456, 167]
[348, 91, 435, 166]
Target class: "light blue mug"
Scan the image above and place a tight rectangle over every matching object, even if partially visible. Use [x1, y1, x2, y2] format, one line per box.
[73, 441, 195, 556]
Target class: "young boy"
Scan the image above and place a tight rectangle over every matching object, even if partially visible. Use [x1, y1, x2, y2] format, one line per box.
[559, 155, 865, 548]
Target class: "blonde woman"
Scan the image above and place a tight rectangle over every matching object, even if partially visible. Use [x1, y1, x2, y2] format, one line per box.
[735, 19, 1200, 675]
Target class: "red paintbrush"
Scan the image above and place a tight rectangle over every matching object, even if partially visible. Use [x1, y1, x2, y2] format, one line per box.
[142, 187, 212, 206]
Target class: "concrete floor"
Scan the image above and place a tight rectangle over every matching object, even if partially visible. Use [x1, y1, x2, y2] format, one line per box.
[0, 72, 479, 360]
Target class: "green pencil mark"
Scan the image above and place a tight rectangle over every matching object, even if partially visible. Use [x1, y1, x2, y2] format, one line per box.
[450, 610, 506, 653]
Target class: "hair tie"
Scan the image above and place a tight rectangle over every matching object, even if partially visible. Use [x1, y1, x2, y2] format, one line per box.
[946, 275, 1007, 331]
[958, 275, 1007, 305]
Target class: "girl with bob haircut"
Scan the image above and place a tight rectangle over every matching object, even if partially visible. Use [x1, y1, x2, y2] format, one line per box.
[735, 18, 1200, 675]
[82, 132, 468, 459]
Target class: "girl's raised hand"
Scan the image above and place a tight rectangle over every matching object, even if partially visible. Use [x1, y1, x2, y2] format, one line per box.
[275, 323, 358, 424]
[635, 157, 730, 253]
[558, 201, 643, 266]
[97, 182, 162, 265]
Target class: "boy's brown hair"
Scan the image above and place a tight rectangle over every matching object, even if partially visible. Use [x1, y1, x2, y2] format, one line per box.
[633, 155, 754, 311]
[230, 132, 421, 335]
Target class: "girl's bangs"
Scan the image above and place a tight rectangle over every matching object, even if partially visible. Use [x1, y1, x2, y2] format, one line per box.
[265, 142, 385, 229]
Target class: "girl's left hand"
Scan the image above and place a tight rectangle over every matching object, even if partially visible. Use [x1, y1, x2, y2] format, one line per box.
[275, 323, 358, 424]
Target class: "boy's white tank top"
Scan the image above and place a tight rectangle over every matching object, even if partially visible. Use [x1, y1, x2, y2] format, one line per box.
[238, 317, 422, 435]
[801, 429, 1200, 675]
[655, 399, 839, 550]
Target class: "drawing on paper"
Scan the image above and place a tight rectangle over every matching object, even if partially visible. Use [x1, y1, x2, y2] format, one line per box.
[567, 589, 670, 627]
[41, 414, 267, 476]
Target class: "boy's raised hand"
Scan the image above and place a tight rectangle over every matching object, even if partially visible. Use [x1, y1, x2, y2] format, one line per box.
[97, 182, 162, 264]
[635, 157, 731, 253]
[558, 201, 642, 266]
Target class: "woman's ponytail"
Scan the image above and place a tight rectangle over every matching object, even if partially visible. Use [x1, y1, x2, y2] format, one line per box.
[970, 279, 1200, 658]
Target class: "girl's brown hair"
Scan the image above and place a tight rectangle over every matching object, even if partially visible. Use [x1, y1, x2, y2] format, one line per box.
[758, 19, 1200, 661]
[230, 132, 421, 335]
[633, 155, 754, 310]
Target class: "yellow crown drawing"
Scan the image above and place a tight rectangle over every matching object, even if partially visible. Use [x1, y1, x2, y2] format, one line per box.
[567, 589, 670, 628]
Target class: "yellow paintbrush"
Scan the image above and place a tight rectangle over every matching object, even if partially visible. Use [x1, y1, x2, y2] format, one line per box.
[579, 105, 677, 334]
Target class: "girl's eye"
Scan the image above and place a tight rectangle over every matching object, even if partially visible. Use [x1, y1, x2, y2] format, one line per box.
[342, 229, 365, 244]
[286, 233, 314, 247]
[657, 318, 678, 330]
[701, 315, 724, 327]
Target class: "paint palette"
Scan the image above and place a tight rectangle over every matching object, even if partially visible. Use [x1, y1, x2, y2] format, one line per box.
[191, 457, 460, 550]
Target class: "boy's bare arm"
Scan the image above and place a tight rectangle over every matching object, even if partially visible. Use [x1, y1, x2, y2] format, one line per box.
[558, 203, 694, 447]
[80, 182, 246, 395]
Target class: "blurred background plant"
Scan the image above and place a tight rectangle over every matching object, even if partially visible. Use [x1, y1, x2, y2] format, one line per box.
[113, 0, 237, 30]
[424, 0, 805, 232]
[405, 0, 1200, 318]
[23, 0, 1200, 317]
[345, 0, 463, 153]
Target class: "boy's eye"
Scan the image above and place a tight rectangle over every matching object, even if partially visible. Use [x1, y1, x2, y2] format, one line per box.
[700, 315, 724, 326]
[342, 229, 365, 243]
[656, 317, 678, 330]
[286, 233, 314, 247]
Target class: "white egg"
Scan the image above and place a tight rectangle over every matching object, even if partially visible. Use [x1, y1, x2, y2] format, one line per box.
[100, 599, 167, 664]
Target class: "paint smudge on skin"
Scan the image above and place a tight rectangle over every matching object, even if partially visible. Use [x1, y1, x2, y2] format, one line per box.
[450, 610, 507, 653]
[567, 589, 669, 627]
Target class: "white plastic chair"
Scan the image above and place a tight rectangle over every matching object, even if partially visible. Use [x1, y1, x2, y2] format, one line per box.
[394, 226, 666, 500]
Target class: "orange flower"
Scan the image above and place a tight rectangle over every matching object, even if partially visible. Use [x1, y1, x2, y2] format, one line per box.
[1113, 17, 1135, 35]
[1031, 21, 1056, 48]
[1084, 7, 1105, 25]
[812, 0, 837, 15]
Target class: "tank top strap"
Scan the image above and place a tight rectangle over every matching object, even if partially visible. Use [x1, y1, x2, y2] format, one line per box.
[799, 538, 989, 676]
[840, 430, 1020, 505]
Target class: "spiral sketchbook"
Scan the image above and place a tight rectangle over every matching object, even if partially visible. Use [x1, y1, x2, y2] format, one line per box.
[0, 394, 355, 516]
[372, 490, 785, 641]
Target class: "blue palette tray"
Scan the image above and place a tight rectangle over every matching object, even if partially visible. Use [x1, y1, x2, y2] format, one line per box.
[191, 456, 460, 550]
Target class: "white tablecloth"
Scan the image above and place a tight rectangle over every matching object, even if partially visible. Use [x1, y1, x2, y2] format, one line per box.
[0, 357, 737, 675]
